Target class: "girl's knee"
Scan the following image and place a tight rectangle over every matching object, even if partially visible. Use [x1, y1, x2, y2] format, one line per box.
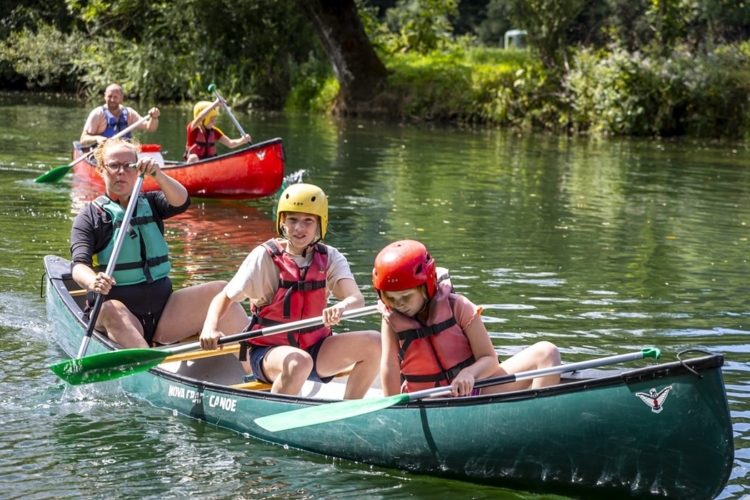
[535, 341, 560, 365]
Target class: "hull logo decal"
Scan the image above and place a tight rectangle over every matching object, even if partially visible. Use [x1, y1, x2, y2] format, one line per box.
[256, 151, 266, 161]
[635, 386, 673, 413]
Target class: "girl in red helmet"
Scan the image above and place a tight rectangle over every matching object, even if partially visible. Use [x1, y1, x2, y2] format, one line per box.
[373, 240, 561, 397]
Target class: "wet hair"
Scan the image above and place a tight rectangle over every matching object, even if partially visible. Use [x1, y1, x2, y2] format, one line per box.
[93, 138, 141, 172]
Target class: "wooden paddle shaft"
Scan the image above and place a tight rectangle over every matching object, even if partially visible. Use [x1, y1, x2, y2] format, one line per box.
[164, 304, 380, 357]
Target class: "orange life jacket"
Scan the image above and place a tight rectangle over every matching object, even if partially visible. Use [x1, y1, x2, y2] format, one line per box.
[248, 240, 331, 350]
[185, 126, 217, 159]
[381, 282, 476, 392]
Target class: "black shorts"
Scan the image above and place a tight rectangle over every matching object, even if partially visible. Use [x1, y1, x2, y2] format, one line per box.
[248, 336, 334, 385]
[85, 277, 173, 344]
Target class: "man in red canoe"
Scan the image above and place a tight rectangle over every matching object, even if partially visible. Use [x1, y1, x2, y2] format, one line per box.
[80, 83, 160, 147]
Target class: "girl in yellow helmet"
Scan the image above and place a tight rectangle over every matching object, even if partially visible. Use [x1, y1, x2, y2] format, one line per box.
[184, 99, 252, 163]
[200, 183, 381, 398]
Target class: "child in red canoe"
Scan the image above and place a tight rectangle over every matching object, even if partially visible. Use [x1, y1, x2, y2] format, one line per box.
[372, 239, 561, 397]
[184, 99, 251, 163]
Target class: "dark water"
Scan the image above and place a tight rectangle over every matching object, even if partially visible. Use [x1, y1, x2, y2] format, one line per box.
[0, 92, 748, 499]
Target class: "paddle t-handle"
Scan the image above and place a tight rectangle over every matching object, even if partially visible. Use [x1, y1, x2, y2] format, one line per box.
[207, 83, 249, 140]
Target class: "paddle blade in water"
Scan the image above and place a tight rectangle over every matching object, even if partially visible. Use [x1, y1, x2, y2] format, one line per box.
[49, 348, 170, 385]
[34, 164, 72, 183]
[254, 393, 412, 432]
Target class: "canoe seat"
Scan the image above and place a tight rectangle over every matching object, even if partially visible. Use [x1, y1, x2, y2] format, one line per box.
[162, 344, 240, 364]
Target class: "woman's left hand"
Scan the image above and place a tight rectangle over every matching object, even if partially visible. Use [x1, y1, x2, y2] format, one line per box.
[135, 157, 161, 178]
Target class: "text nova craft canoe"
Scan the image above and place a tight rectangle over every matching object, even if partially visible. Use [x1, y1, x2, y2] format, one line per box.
[71, 138, 285, 200]
[43, 255, 734, 499]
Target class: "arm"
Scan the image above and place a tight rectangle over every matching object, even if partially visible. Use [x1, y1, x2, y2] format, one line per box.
[199, 289, 235, 350]
[143, 107, 160, 132]
[323, 277, 365, 326]
[450, 313, 501, 396]
[70, 207, 116, 294]
[189, 99, 221, 131]
[380, 320, 402, 396]
[217, 133, 252, 149]
[80, 109, 105, 146]
[135, 157, 188, 207]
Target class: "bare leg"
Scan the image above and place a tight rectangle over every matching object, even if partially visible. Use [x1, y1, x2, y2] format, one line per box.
[153, 281, 248, 345]
[481, 341, 561, 394]
[96, 299, 148, 349]
[262, 345, 314, 395]
[315, 330, 381, 399]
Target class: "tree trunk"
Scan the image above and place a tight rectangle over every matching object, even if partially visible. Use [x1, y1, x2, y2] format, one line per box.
[298, 0, 390, 116]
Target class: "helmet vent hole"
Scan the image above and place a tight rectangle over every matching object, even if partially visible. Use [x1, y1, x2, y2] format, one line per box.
[311, 196, 317, 202]
[416, 264, 422, 274]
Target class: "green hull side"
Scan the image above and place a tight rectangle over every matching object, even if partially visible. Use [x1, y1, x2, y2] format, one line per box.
[44, 256, 733, 499]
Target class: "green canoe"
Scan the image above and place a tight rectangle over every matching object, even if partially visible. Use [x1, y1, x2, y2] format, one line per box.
[43, 255, 734, 499]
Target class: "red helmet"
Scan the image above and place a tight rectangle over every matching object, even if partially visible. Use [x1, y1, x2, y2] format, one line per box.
[372, 240, 437, 299]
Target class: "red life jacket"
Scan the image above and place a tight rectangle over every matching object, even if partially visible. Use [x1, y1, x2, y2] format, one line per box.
[185, 125, 217, 159]
[248, 239, 331, 349]
[381, 281, 476, 392]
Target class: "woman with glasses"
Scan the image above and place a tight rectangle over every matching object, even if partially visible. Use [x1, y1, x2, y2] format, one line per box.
[69, 138, 249, 349]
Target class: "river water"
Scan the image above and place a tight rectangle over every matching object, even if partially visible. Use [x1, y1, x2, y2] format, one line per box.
[0, 92, 748, 499]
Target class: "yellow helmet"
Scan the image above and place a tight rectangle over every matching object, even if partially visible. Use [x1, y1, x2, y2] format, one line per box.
[193, 101, 219, 127]
[276, 183, 328, 239]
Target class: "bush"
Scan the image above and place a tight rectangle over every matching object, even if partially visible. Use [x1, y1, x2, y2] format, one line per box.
[562, 45, 750, 138]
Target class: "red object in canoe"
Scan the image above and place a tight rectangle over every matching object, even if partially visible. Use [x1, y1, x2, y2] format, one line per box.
[71, 138, 285, 200]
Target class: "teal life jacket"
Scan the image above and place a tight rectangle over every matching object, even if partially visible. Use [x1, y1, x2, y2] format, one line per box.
[93, 195, 171, 286]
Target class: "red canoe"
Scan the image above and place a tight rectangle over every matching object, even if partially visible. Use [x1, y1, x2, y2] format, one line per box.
[71, 138, 285, 200]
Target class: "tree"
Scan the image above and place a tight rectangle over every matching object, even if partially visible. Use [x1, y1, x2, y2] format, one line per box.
[297, 0, 390, 115]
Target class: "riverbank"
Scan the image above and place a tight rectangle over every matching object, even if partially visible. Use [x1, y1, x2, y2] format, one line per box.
[291, 44, 750, 140]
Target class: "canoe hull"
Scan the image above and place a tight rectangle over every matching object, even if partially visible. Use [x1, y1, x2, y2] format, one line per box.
[44, 255, 734, 499]
[72, 139, 285, 200]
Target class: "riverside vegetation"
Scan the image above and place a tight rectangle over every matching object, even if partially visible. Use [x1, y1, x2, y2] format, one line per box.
[1, 0, 750, 139]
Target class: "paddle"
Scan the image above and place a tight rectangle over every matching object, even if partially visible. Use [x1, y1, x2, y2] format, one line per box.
[51, 304, 379, 385]
[207, 83, 251, 143]
[34, 112, 153, 183]
[75, 172, 146, 359]
[254, 347, 662, 432]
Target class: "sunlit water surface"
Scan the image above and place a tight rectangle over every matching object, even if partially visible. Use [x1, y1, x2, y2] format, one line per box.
[0, 93, 748, 499]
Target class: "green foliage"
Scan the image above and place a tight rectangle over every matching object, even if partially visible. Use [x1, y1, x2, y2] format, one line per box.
[0, 23, 86, 89]
[562, 45, 750, 137]
[504, 0, 588, 69]
[381, 46, 557, 128]
[359, 0, 461, 55]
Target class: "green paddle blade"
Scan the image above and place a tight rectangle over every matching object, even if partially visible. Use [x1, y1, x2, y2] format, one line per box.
[49, 348, 170, 385]
[34, 164, 73, 183]
[254, 393, 412, 432]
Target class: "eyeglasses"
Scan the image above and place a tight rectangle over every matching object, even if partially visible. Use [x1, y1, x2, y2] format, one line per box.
[102, 161, 135, 173]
